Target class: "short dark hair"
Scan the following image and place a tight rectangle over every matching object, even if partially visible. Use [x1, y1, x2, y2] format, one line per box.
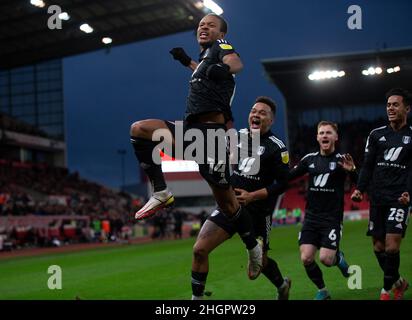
[205, 13, 228, 33]
[317, 121, 338, 133]
[385, 88, 412, 107]
[255, 96, 276, 116]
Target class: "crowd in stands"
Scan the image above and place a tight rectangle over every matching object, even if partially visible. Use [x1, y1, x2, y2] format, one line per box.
[0, 111, 49, 138]
[0, 159, 206, 252]
[0, 159, 130, 249]
[0, 159, 135, 218]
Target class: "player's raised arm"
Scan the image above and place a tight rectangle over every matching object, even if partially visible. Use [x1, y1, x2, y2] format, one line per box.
[222, 51, 243, 74]
[338, 153, 358, 182]
[169, 47, 198, 71]
[288, 155, 309, 181]
[204, 39, 243, 82]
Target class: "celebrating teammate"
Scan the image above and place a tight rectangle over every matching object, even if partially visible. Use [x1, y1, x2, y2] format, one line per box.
[191, 96, 291, 300]
[129, 13, 263, 289]
[351, 88, 411, 300]
[289, 121, 355, 300]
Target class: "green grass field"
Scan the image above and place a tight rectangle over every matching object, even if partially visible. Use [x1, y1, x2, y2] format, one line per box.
[0, 219, 411, 300]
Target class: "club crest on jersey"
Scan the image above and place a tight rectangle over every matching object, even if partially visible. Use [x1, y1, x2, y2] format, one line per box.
[329, 162, 336, 170]
[257, 146, 265, 155]
[281, 151, 289, 164]
[402, 136, 411, 144]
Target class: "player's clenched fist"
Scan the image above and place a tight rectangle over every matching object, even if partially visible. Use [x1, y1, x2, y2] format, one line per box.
[169, 47, 192, 67]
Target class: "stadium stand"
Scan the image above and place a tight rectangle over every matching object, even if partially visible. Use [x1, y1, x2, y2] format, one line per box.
[0, 0, 214, 252]
[0, 156, 201, 251]
[0, 157, 136, 247]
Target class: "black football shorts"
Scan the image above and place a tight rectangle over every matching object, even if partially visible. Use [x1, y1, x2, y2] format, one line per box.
[165, 120, 230, 189]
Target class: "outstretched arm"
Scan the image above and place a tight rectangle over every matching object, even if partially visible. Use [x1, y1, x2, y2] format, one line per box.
[338, 153, 358, 182]
[235, 188, 267, 206]
[187, 60, 198, 71]
[234, 147, 289, 205]
[289, 159, 308, 181]
[222, 52, 243, 74]
[169, 47, 198, 71]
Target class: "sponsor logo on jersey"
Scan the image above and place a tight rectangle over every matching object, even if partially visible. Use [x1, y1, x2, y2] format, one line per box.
[309, 163, 315, 168]
[329, 162, 336, 170]
[238, 157, 256, 173]
[402, 136, 411, 144]
[313, 173, 330, 187]
[383, 147, 403, 161]
[379, 136, 386, 142]
[395, 223, 403, 229]
[257, 146, 265, 155]
[281, 151, 289, 164]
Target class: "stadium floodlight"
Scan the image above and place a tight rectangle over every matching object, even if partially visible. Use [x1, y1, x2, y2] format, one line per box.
[387, 65, 401, 74]
[79, 23, 93, 33]
[203, 0, 224, 15]
[362, 66, 383, 76]
[58, 12, 70, 21]
[308, 69, 345, 81]
[30, 0, 45, 8]
[102, 37, 112, 44]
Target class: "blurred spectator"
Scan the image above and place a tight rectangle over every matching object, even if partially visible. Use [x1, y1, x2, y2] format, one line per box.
[172, 209, 184, 239]
[293, 207, 302, 224]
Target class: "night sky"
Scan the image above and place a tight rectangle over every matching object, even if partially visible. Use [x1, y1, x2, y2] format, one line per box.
[63, 0, 412, 189]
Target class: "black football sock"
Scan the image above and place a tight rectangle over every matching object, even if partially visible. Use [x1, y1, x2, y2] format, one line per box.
[262, 257, 284, 288]
[191, 271, 208, 297]
[383, 251, 400, 291]
[374, 250, 386, 273]
[304, 261, 325, 289]
[228, 206, 257, 250]
[131, 136, 167, 192]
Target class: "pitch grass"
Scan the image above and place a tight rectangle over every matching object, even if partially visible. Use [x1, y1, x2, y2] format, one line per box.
[0, 220, 410, 300]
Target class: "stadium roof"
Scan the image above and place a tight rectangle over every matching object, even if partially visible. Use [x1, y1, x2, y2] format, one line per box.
[262, 47, 412, 108]
[0, 0, 212, 70]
